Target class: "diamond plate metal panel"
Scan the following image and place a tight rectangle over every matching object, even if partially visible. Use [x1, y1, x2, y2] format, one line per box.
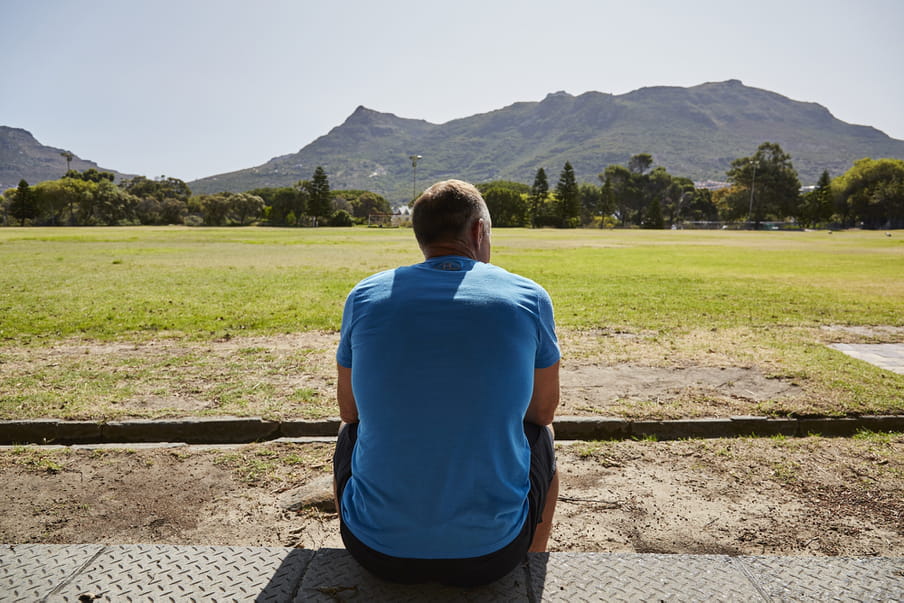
[528, 552, 766, 602]
[44, 545, 312, 603]
[0, 544, 104, 603]
[740, 555, 904, 602]
[296, 548, 530, 602]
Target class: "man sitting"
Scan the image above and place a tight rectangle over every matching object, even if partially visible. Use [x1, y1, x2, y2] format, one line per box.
[333, 179, 560, 586]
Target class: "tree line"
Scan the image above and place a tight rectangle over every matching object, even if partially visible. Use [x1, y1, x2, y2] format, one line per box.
[480, 144, 903, 229]
[3, 144, 903, 229]
[1, 166, 391, 228]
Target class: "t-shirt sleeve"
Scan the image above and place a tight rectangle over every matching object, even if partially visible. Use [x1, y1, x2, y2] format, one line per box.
[336, 290, 355, 368]
[535, 287, 560, 369]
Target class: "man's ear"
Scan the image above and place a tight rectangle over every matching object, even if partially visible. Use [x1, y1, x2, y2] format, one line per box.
[471, 218, 485, 245]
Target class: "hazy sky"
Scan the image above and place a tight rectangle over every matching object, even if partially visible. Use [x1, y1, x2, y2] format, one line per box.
[3, 0, 903, 181]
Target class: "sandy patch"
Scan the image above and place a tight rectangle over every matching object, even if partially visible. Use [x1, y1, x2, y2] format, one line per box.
[2, 436, 901, 556]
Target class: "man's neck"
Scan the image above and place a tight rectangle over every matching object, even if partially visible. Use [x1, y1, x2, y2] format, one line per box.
[421, 241, 477, 261]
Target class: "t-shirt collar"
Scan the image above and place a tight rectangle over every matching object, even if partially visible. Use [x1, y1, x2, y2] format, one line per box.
[423, 255, 475, 272]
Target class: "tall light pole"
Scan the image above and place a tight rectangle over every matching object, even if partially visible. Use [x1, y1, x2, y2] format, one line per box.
[409, 155, 422, 201]
[747, 159, 759, 228]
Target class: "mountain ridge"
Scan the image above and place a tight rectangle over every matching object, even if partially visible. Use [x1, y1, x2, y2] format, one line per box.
[190, 79, 904, 201]
[0, 126, 131, 191]
[5, 80, 903, 202]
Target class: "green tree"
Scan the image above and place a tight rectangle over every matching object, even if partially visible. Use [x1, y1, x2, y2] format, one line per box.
[305, 167, 333, 225]
[9, 180, 38, 225]
[600, 164, 638, 226]
[482, 185, 528, 226]
[229, 192, 265, 225]
[796, 170, 834, 228]
[555, 162, 580, 228]
[93, 180, 137, 225]
[329, 209, 354, 226]
[347, 191, 391, 221]
[65, 168, 115, 182]
[598, 177, 617, 227]
[833, 158, 904, 228]
[529, 168, 549, 227]
[197, 193, 231, 225]
[727, 142, 801, 227]
[641, 198, 665, 229]
[249, 187, 305, 225]
[160, 198, 187, 225]
[120, 176, 190, 225]
[681, 187, 720, 223]
[121, 176, 191, 202]
[712, 186, 748, 222]
[628, 152, 654, 175]
[577, 183, 602, 226]
[660, 176, 697, 227]
[32, 179, 76, 225]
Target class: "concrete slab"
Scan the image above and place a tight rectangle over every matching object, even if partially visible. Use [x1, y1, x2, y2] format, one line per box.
[829, 343, 904, 375]
[2, 545, 901, 602]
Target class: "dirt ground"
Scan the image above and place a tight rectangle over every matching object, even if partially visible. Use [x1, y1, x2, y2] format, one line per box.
[2, 434, 901, 556]
[4, 325, 902, 421]
[1, 326, 902, 555]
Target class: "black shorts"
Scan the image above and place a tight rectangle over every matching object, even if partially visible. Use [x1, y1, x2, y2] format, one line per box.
[332, 421, 556, 587]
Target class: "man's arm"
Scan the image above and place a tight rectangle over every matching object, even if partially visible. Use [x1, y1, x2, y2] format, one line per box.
[524, 360, 559, 426]
[337, 363, 359, 424]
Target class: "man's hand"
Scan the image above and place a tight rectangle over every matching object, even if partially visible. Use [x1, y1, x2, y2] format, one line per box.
[337, 364, 359, 424]
[524, 361, 559, 426]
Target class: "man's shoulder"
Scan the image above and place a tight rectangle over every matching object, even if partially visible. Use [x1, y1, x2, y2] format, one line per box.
[353, 266, 399, 288]
[481, 262, 549, 293]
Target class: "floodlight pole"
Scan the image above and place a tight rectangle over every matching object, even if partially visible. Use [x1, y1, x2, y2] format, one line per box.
[747, 160, 759, 228]
[409, 155, 422, 201]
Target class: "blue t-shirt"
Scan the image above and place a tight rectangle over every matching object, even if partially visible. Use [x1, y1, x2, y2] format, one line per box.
[336, 255, 559, 559]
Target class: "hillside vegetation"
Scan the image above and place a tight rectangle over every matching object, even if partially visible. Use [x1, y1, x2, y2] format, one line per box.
[188, 80, 904, 200]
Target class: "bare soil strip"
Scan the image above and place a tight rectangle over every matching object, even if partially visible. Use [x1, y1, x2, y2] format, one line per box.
[2, 435, 901, 556]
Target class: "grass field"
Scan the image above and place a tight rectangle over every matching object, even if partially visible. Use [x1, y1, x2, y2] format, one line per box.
[1, 226, 902, 420]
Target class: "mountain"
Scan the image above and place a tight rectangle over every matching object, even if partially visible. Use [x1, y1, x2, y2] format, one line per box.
[189, 80, 904, 202]
[0, 126, 131, 192]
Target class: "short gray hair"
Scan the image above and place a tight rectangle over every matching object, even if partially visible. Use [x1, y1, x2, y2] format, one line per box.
[411, 180, 490, 247]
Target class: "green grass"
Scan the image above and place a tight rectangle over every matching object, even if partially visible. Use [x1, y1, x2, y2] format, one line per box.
[1, 226, 901, 339]
[498, 229, 903, 331]
[0, 227, 419, 340]
[0, 226, 902, 420]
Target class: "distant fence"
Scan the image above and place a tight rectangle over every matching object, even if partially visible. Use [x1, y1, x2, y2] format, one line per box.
[677, 221, 803, 231]
[367, 214, 410, 228]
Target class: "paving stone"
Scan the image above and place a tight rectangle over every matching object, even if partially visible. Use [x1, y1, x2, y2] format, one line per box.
[45, 544, 312, 602]
[740, 555, 904, 602]
[527, 552, 765, 602]
[0, 543, 104, 603]
[829, 343, 904, 375]
[296, 548, 529, 602]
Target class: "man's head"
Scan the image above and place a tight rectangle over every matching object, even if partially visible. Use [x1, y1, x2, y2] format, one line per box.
[412, 179, 492, 262]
